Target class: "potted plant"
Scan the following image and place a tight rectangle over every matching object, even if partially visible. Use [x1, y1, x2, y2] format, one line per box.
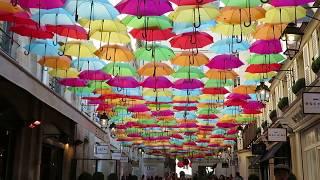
[312, 56, 320, 74]
[277, 97, 289, 111]
[78, 172, 92, 180]
[292, 78, 305, 95]
[93, 172, 104, 180]
[269, 110, 277, 122]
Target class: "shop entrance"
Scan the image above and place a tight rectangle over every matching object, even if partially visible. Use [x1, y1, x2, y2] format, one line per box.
[40, 144, 64, 180]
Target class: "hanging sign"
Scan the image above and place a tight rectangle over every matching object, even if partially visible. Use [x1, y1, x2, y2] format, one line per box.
[95, 145, 109, 154]
[120, 156, 129, 163]
[302, 92, 320, 114]
[112, 152, 122, 160]
[268, 128, 287, 142]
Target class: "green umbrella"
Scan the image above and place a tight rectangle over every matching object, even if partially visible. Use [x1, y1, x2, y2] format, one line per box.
[148, 104, 172, 109]
[172, 67, 205, 79]
[157, 120, 177, 126]
[135, 44, 175, 62]
[236, 115, 257, 123]
[102, 62, 137, 76]
[138, 119, 157, 125]
[221, 0, 262, 8]
[246, 54, 285, 64]
[205, 79, 235, 88]
[126, 128, 140, 134]
[88, 81, 111, 89]
[122, 15, 172, 29]
[67, 87, 94, 94]
[197, 108, 220, 115]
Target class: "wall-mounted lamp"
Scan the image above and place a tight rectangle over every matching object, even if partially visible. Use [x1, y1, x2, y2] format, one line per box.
[281, 23, 304, 60]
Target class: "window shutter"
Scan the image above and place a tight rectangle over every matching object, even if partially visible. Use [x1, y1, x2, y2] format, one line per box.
[309, 38, 317, 82]
[303, 44, 311, 85]
[287, 70, 294, 104]
[312, 30, 319, 59]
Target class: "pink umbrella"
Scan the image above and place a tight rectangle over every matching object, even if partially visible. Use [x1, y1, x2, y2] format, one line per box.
[243, 108, 262, 114]
[173, 106, 197, 111]
[202, 87, 230, 95]
[206, 54, 244, 70]
[242, 101, 265, 109]
[249, 40, 282, 54]
[173, 79, 204, 90]
[178, 122, 198, 128]
[152, 110, 174, 116]
[15, 0, 66, 9]
[141, 76, 173, 89]
[171, 134, 184, 139]
[79, 70, 111, 81]
[128, 104, 150, 112]
[107, 76, 139, 88]
[59, 78, 87, 87]
[227, 93, 251, 100]
[216, 122, 238, 128]
[269, 0, 314, 7]
[227, 128, 238, 135]
[198, 114, 218, 119]
[224, 99, 248, 107]
[116, 0, 173, 16]
[87, 99, 105, 105]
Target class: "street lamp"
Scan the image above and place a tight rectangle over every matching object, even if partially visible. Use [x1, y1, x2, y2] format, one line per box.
[99, 112, 109, 128]
[255, 82, 270, 102]
[281, 23, 304, 60]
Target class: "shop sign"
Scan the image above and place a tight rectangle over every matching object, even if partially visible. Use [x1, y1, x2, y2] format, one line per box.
[120, 156, 129, 163]
[302, 92, 320, 114]
[95, 145, 108, 154]
[112, 152, 122, 160]
[268, 128, 287, 142]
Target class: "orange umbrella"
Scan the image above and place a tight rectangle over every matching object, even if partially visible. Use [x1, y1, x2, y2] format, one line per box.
[0, 0, 23, 13]
[38, 56, 71, 70]
[217, 7, 266, 24]
[253, 23, 287, 40]
[206, 69, 238, 79]
[171, 52, 209, 67]
[138, 62, 174, 76]
[233, 85, 256, 94]
[95, 44, 134, 62]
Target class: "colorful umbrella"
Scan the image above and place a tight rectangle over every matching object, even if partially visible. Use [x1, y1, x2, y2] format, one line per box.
[253, 23, 287, 40]
[270, 0, 314, 7]
[46, 25, 88, 40]
[10, 24, 53, 39]
[32, 8, 76, 25]
[79, 70, 111, 81]
[48, 68, 79, 78]
[38, 56, 71, 70]
[173, 20, 216, 34]
[135, 45, 175, 62]
[169, 0, 213, 5]
[130, 28, 175, 41]
[89, 30, 131, 44]
[172, 67, 205, 79]
[59, 78, 87, 87]
[138, 62, 174, 76]
[0, 0, 23, 13]
[249, 40, 282, 54]
[116, 0, 173, 16]
[141, 76, 173, 89]
[206, 54, 244, 70]
[170, 32, 213, 49]
[202, 87, 229, 95]
[233, 85, 256, 94]
[205, 79, 234, 87]
[24, 39, 60, 56]
[205, 70, 238, 79]
[221, 0, 262, 8]
[15, 0, 65, 9]
[122, 15, 172, 30]
[108, 76, 139, 88]
[209, 38, 250, 54]
[212, 23, 256, 36]
[102, 62, 137, 76]
[171, 52, 209, 66]
[246, 64, 282, 73]
[95, 45, 134, 62]
[71, 58, 106, 70]
[61, 41, 96, 58]
[217, 7, 266, 24]
[173, 79, 204, 90]
[78, 19, 127, 32]
[0, 11, 37, 25]
[260, 6, 306, 24]
[246, 54, 285, 64]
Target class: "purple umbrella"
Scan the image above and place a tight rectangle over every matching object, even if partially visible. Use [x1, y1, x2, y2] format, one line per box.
[115, 0, 173, 16]
[108, 76, 139, 88]
[270, 0, 314, 7]
[242, 101, 265, 109]
[59, 78, 87, 87]
[128, 104, 150, 112]
[173, 79, 204, 90]
[227, 93, 251, 100]
[15, 0, 66, 9]
[250, 40, 282, 54]
[79, 70, 111, 81]
[206, 54, 244, 70]
[152, 110, 174, 116]
[141, 76, 173, 89]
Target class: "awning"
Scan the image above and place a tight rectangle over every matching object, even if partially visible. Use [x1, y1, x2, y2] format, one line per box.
[260, 142, 285, 162]
[249, 155, 262, 169]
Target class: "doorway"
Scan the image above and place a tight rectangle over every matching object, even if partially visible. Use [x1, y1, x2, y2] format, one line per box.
[40, 144, 64, 180]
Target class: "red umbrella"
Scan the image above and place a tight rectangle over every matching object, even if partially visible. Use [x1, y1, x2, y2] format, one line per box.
[46, 25, 88, 39]
[173, 106, 197, 111]
[0, 11, 37, 25]
[246, 64, 281, 73]
[96, 104, 113, 111]
[243, 108, 262, 114]
[107, 76, 139, 88]
[198, 114, 218, 119]
[169, 0, 214, 5]
[242, 101, 265, 109]
[130, 28, 175, 41]
[224, 99, 247, 106]
[10, 24, 53, 39]
[141, 76, 173, 89]
[14, 0, 66, 9]
[128, 104, 150, 112]
[171, 134, 184, 139]
[202, 87, 230, 95]
[170, 32, 213, 49]
[152, 110, 174, 116]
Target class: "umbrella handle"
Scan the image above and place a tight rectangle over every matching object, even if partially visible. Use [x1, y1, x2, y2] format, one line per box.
[260, 0, 269, 3]
[117, 87, 123, 92]
[193, 7, 201, 28]
[145, 41, 152, 51]
[24, 50, 30, 55]
[236, 34, 243, 43]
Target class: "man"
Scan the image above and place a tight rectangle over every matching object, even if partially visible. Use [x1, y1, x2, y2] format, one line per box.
[274, 164, 290, 180]
[179, 171, 186, 180]
[234, 172, 243, 180]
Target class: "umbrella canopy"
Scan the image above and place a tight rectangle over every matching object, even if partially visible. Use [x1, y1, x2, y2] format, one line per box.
[116, 0, 173, 16]
[171, 52, 209, 66]
[0, 11, 37, 25]
[89, 30, 131, 44]
[78, 19, 127, 32]
[170, 32, 213, 49]
[122, 15, 172, 29]
[135, 45, 175, 62]
[205, 79, 234, 87]
[32, 8, 76, 25]
[141, 76, 173, 89]
[24, 39, 60, 56]
[169, 0, 214, 5]
[172, 67, 205, 79]
[206, 54, 244, 70]
[10, 24, 53, 39]
[102, 62, 137, 76]
[108, 76, 139, 88]
[38, 56, 71, 70]
[16, 0, 65, 9]
[206, 70, 238, 79]
[130, 28, 175, 41]
[260, 6, 306, 24]
[212, 23, 256, 36]
[202, 87, 230, 95]
[61, 41, 97, 58]
[209, 38, 250, 54]
[95, 45, 134, 62]
[233, 85, 256, 94]
[246, 54, 285, 64]
[46, 25, 88, 39]
[217, 7, 266, 24]
[79, 70, 111, 81]
[250, 40, 282, 54]
[246, 64, 282, 73]
[173, 79, 204, 89]
[59, 78, 87, 87]
[138, 62, 174, 76]
[71, 58, 106, 70]
[221, 0, 262, 8]
[253, 23, 287, 40]
[48, 68, 79, 78]
[0, 1, 23, 13]
[270, 0, 314, 7]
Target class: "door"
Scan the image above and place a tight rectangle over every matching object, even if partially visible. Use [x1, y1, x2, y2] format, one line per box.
[40, 144, 64, 180]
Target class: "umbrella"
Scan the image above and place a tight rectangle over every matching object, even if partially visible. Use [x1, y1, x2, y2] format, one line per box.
[217, 7, 265, 25]
[253, 23, 287, 40]
[61, 41, 96, 58]
[102, 62, 137, 76]
[227, 93, 251, 100]
[173, 20, 216, 34]
[65, 0, 119, 21]
[224, 98, 247, 106]
[169, 0, 213, 5]
[212, 23, 256, 36]
[71, 57, 106, 70]
[0, 0, 23, 13]
[202, 87, 230, 95]
[79, 70, 111, 81]
[79, 18, 127, 32]
[246, 54, 285, 64]
[209, 38, 250, 54]
[270, 0, 314, 7]
[0, 11, 37, 25]
[221, 0, 262, 8]
[135, 45, 175, 62]
[115, 0, 173, 16]
[171, 52, 209, 66]
[205, 79, 234, 87]
[143, 89, 172, 96]
[173, 89, 202, 96]
[38, 56, 71, 70]
[260, 6, 306, 24]
[48, 68, 79, 78]
[138, 62, 174, 76]
[173, 79, 204, 89]
[59, 78, 87, 87]
[46, 25, 88, 40]
[95, 45, 134, 62]
[15, 0, 65, 9]
[172, 67, 205, 79]
[246, 64, 282, 73]
[89, 30, 131, 44]
[243, 101, 265, 109]
[205, 69, 238, 79]
[24, 39, 60, 56]
[170, 32, 213, 49]
[128, 104, 150, 113]
[245, 72, 277, 80]
[249, 40, 282, 54]
[108, 76, 139, 88]
[122, 15, 172, 30]
[10, 24, 53, 39]
[233, 85, 256, 94]
[130, 28, 175, 41]
[32, 8, 76, 25]
[141, 76, 173, 89]
[206, 54, 244, 70]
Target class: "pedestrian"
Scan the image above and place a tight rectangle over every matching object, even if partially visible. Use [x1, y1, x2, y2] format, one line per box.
[274, 164, 290, 180]
[141, 175, 145, 180]
[234, 172, 243, 180]
[248, 174, 259, 180]
[179, 171, 186, 180]
[218, 175, 225, 180]
[229, 174, 233, 180]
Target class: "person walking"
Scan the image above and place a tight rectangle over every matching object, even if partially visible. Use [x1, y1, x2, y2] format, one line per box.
[234, 172, 243, 180]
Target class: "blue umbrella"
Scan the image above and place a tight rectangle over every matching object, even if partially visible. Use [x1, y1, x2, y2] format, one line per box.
[209, 38, 250, 54]
[32, 8, 76, 25]
[221, 106, 241, 115]
[24, 39, 61, 56]
[172, 89, 202, 96]
[112, 87, 142, 96]
[175, 111, 197, 119]
[173, 20, 216, 34]
[173, 103, 198, 107]
[197, 119, 218, 125]
[71, 58, 107, 70]
[199, 99, 224, 103]
[212, 128, 226, 135]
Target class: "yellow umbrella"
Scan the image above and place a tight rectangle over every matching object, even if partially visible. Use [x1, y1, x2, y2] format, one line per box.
[38, 56, 71, 70]
[206, 69, 238, 79]
[94, 89, 113, 95]
[78, 18, 127, 32]
[90, 30, 131, 44]
[143, 89, 172, 97]
[252, 23, 287, 40]
[260, 6, 306, 24]
[169, 4, 219, 24]
[199, 94, 225, 100]
[48, 68, 79, 78]
[61, 41, 96, 58]
[212, 23, 256, 36]
[138, 62, 174, 76]
[0, 0, 23, 13]
[245, 72, 277, 80]
[217, 6, 266, 24]
[232, 85, 256, 94]
[95, 44, 134, 62]
[173, 96, 199, 101]
[171, 52, 209, 67]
